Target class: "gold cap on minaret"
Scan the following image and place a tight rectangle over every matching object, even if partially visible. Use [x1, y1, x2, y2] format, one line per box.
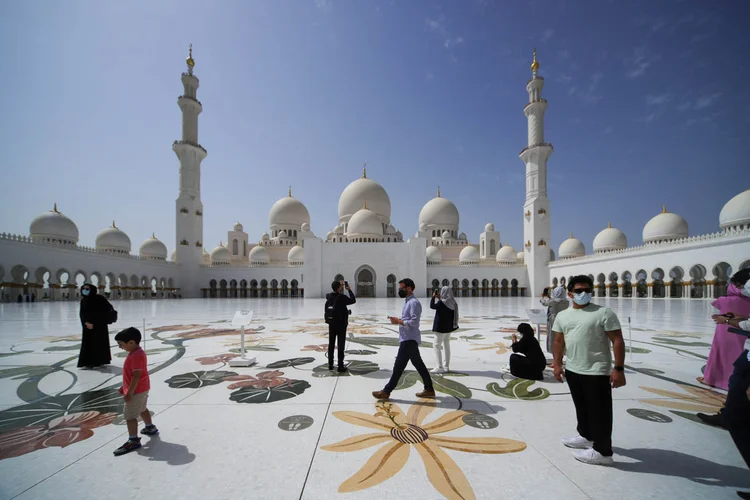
[569, 232, 574, 239]
[531, 48, 539, 73]
[362, 162, 367, 179]
[186, 44, 195, 71]
[437, 186, 441, 197]
[607, 221, 612, 228]
[662, 205, 668, 213]
[288, 185, 292, 197]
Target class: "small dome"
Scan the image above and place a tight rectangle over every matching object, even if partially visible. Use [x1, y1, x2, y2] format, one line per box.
[719, 189, 750, 230]
[249, 245, 270, 263]
[288, 245, 304, 262]
[549, 249, 555, 261]
[593, 223, 627, 253]
[485, 222, 495, 232]
[334, 224, 343, 234]
[30, 203, 79, 244]
[496, 244, 517, 263]
[261, 232, 270, 241]
[301, 222, 310, 232]
[278, 230, 288, 238]
[95, 221, 131, 253]
[347, 206, 384, 236]
[386, 224, 396, 234]
[395, 230, 403, 239]
[419, 194, 460, 229]
[139, 234, 167, 260]
[326, 231, 334, 240]
[558, 235, 585, 259]
[338, 175, 391, 221]
[233, 222, 244, 232]
[441, 230, 452, 239]
[419, 222, 428, 232]
[426, 245, 442, 264]
[269, 193, 310, 227]
[643, 206, 688, 243]
[459, 232, 467, 241]
[202, 248, 210, 265]
[170, 249, 177, 262]
[517, 251, 525, 263]
[459, 245, 480, 263]
[210, 242, 231, 263]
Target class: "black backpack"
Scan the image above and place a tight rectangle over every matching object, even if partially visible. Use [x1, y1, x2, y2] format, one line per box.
[324, 295, 337, 324]
[107, 304, 118, 324]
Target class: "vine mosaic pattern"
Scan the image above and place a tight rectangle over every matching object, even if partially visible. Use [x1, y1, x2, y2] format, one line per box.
[0, 302, 729, 500]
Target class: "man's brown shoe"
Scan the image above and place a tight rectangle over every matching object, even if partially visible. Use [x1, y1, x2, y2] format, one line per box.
[372, 390, 390, 400]
[416, 389, 436, 398]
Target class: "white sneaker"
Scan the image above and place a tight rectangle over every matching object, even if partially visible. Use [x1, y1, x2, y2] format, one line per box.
[561, 435, 593, 449]
[431, 367, 447, 374]
[501, 365, 513, 375]
[572, 447, 614, 466]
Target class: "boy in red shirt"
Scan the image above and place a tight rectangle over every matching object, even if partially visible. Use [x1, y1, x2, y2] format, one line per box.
[113, 327, 158, 456]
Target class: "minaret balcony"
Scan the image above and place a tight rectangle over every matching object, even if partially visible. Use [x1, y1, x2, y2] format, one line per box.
[173, 140, 208, 156]
[519, 142, 553, 156]
[523, 99, 548, 115]
[178, 96, 203, 111]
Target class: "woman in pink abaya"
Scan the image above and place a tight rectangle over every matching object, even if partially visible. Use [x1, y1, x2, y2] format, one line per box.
[700, 269, 750, 390]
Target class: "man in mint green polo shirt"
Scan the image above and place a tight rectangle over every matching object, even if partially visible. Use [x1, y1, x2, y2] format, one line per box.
[552, 275, 626, 466]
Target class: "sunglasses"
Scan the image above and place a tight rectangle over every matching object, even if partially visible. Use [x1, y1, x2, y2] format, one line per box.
[572, 288, 592, 294]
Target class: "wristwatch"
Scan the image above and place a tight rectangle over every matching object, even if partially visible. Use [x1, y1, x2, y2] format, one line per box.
[613, 365, 624, 372]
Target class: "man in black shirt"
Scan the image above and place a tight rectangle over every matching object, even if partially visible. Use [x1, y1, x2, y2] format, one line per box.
[325, 280, 356, 372]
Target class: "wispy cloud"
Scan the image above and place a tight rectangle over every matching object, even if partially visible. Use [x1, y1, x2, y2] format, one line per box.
[645, 94, 673, 106]
[684, 112, 721, 127]
[315, 0, 332, 11]
[625, 46, 658, 79]
[694, 92, 722, 110]
[556, 74, 573, 84]
[636, 113, 657, 123]
[573, 72, 603, 105]
[541, 29, 554, 42]
[676, 101, 692, 111]
[425, 15, 463, 58]
[444, 37, 464, 49]
[558, 49, 570, 60]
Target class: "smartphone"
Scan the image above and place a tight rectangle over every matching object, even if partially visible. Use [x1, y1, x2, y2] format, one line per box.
[344, 281, 348, 286]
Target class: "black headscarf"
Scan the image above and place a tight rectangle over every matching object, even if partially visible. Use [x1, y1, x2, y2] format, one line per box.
[517, 322, 535, 336]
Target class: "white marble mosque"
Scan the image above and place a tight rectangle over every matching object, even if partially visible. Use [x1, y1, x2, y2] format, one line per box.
[0, 48, 748, 303]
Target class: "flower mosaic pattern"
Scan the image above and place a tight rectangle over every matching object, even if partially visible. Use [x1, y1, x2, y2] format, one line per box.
[321, 399, 526, 499]
[301, 344, 328, 352]
[639, 384, 725, 414]
[470, 342, 510, 355]
[224, 370, 289, 389]
[0, 411, 117, 460]
[195, 353, 239, 365]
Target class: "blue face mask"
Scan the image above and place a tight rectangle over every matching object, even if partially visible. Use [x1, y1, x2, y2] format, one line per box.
[573, 292, 591, 306]
[81, 289, 90, 296]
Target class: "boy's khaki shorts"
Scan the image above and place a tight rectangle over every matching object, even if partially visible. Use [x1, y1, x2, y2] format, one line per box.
[123, 391, 149, 420]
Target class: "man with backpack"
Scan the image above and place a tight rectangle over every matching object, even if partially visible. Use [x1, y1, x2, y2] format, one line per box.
[325, 279, 356, 372]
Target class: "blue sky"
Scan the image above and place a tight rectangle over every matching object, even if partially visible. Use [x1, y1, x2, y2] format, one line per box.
[1, 0, 748, 256]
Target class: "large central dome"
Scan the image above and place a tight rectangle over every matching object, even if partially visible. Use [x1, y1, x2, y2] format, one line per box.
[419, 191, 459, 229]
[338, 169, 391, 222]
[269, 191, 310, 228]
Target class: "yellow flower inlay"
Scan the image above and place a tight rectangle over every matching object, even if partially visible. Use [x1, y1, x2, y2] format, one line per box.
[321, 399, 526, 499]
[639, 383, 725, 413]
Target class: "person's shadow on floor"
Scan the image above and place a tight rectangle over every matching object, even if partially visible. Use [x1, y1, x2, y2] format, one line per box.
[138, 435, 196, 466]
[612, 447, 750, 488]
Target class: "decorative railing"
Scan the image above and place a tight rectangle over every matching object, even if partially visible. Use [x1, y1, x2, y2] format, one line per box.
[172, 140, 207, 154]
[519, 142, 553, 156]
[0, 232, 177, 264]
[550, 228, 750, 266]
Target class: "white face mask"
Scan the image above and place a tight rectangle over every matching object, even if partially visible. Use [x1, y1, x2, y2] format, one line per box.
[573, 292, 592, 306]
[743, 281, 750, 298]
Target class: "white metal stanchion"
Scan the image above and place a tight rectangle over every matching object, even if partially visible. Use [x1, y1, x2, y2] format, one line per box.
[627, 316, 641, 364]
[229, 310, 256, 367]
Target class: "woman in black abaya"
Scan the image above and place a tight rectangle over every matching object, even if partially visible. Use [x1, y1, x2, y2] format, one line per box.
[77, 283, 113, 368]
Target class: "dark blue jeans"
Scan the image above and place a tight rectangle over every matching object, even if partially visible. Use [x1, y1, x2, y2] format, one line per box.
[725, 350, 750, 469]
[383, 340, 433, 393]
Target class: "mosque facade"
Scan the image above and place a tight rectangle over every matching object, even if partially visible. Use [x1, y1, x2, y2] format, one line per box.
[1, 48, 748, 302]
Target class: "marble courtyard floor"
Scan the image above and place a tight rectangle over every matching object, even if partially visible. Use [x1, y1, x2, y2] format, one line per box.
[0, 297, 746, 500]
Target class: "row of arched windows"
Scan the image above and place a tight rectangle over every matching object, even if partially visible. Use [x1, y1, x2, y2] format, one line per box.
[203, 278, 302, 298]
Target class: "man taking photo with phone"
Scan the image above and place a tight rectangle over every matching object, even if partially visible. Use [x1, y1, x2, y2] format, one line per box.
[324, 279, 356, 372]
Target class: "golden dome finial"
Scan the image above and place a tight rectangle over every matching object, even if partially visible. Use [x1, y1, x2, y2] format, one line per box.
[220, 240, 223, 247]
[186, 43, 195, 72]
[288, 185, 292, 197]
[362, 162, 367, 179]
[569, 232, 573, 239]
[531, 48, 539, 74]
[437, 186, 441, 197]
[363, 199, 368, 210]
[152, 232, 156, 238]
[662, 204, 668, 213]
[607, 221, 612, 228]
[52, 203, 59, 213]
[112, 220, 117, 228]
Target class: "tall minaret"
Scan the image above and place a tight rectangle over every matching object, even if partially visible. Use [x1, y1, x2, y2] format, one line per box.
[519, 49, 552, 297]
[173, 44, 207, 296]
